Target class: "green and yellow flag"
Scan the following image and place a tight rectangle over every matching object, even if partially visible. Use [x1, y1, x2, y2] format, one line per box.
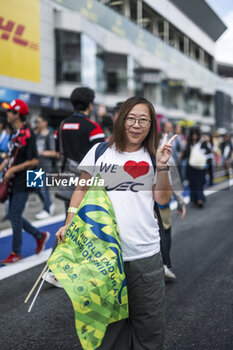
[47, 176, 128, 350]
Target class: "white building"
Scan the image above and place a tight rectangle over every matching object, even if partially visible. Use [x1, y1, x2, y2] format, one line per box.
[0, 0, 232, 129]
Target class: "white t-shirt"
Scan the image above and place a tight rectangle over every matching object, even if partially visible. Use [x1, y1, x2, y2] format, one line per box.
[79, 143, 160, 262]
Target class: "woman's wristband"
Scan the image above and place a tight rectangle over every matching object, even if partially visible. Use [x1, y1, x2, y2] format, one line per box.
[156, 165, 170, 172]
[67, 207, 78, 213]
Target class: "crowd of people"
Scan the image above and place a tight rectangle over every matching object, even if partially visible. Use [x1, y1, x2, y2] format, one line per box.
[0, 91, 232, 266]
[0, 87, 232, 349]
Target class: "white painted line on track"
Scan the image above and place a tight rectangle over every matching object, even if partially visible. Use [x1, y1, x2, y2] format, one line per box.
[0, 214, 65, 239]
[204, 178, 233, 194]
[170, 178, 232, 211]
[0, 249, 52, 281]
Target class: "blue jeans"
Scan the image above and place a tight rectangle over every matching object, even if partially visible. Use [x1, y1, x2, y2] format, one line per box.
[8, 191, 42, 255]
[37, 183, 52, 213]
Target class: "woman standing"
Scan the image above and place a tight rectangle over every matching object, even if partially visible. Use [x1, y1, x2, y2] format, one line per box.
[56, 96, 177, 350]
[183, 127, 210, 208]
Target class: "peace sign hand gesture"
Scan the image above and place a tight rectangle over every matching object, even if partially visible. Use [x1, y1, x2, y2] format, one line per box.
[156, 134, 177, 167]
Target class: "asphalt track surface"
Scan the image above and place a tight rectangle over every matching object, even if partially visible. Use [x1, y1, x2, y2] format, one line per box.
[0, 189, 233, 350]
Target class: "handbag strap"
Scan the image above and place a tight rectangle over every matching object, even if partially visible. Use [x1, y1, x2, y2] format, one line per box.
[5, 146, 20, 171]
[11, 147, 20, 166]
[154, 201, 166, 240]
[58, 121, 66, 171]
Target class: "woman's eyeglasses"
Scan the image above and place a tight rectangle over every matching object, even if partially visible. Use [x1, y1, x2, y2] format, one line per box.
[125, 115, 151, 128]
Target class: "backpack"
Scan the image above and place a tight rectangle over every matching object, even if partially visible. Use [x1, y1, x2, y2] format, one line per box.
[94, 142, 165, 240]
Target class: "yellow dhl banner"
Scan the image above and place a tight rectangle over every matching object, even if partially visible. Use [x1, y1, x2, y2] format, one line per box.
[0, 0, 40, 82]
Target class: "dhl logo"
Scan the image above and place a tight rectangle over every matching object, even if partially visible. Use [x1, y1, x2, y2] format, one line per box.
[0, 16, 39, 50]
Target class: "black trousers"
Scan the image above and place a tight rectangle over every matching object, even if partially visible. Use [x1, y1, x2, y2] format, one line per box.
[98, 253, 165, 350]
[187, 166, 206, 203]
[206, 159, 213, 186]
[160, 227, 172, 268]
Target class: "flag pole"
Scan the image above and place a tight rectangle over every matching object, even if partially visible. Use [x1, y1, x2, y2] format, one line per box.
[28, 268, 50, 313]
[24, 264, 48, 304]
[24, 240, 58, 304]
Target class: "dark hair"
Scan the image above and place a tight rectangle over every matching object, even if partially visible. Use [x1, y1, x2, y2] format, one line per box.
[114, 102, 123, 114]
[206, 132, 213, 145]
[188, 127, 201, 145]
[109, 96, 159, 156]
[38, 114, 49, 124]
[70, 87, 95, 112]
[10, 109, 27, 122]
[0, 117, 6, 128]
[5, 122, 13, 133]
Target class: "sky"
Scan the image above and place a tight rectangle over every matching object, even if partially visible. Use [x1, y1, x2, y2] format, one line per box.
[206, 0, 233, 64]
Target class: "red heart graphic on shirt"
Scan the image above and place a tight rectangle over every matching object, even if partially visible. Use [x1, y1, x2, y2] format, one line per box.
[123, 161, 149, 179]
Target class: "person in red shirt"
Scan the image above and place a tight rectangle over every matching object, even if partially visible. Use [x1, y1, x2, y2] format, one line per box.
[55, 87, 105, 212]
[0, 99, 50, 265]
